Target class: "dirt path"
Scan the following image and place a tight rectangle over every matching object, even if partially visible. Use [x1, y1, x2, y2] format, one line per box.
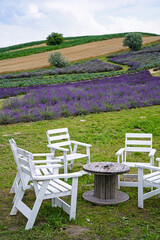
[0, 36, 159, 74]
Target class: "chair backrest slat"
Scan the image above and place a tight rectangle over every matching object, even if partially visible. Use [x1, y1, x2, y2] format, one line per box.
[49, 134, 70, 142]
[125, 147, 152, 152]
[21, 166, 32, 177]
[126, 133, 152, 138]
[53, 141, 71, 147]
[47, 128, 68, 135]
[126, 140, 152, 146]
[125, 133, 152, 153]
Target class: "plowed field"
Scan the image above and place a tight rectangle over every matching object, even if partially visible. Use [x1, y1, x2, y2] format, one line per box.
[0, 36, 160, 74]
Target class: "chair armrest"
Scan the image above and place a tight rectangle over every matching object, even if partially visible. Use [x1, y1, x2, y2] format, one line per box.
[156, 158, 160, 162]
[148, 149, 156, 157]
[70, 140, 92, 147]
[47, 144, 69, 152]
[135, 164, 160, 171]
[115, 148, 125, 156]
[34, 171, 82, 181]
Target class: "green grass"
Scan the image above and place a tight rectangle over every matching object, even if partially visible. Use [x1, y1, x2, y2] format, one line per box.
[0, 70, 130, 89]
[0, 32, 158, 60]
[0, 105, 160, 239]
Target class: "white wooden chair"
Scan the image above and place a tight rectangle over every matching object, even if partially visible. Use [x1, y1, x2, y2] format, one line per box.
[115, 133, 156, 188]
[137, 158, 160, 208]
[10, 147, 82, 230]
[46, 128, 92, 176]
[9, 138, 61, 197]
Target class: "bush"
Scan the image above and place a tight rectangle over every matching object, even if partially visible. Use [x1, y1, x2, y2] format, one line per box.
[123, 33, 142, 51]
[48, 52, 69, 68]
[46, 32, 64, 45]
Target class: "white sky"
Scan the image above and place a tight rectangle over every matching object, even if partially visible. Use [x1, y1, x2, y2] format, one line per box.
[0, 0, 160, 48]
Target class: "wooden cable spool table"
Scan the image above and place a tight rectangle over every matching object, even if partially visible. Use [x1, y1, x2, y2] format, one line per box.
[83, 162, 130, 205]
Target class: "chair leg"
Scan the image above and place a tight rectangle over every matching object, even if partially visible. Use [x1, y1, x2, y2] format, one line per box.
[12, 175, 31, 204]
[51, 198, 57, 207]
[10, 173, 20, 194]
[70, 177, 78, 220]
[25, 180, 49, 230]
[10, 183, 25, 215]
[86, 147, 90, 164]
[138, 168, 144, 208]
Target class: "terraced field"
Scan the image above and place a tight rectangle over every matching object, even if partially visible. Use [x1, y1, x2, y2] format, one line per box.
[0, 36, 160, 74]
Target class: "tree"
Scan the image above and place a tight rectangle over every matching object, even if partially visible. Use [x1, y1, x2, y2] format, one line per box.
[46, 32, 64, 45]
[123, 33, 142, 51]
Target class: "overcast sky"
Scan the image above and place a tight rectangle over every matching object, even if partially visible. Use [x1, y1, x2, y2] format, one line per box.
[0, 0, 160, 48]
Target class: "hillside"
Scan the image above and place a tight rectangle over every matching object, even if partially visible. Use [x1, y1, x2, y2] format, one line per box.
[0, 35, 160, 74]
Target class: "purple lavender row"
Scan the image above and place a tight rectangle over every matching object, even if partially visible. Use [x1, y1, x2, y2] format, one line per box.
[108, 43, 160, 71]
[0, 59, 122, 80]
[1, 70, 160, 124]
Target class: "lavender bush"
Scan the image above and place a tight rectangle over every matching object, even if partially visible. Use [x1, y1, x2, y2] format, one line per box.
[108, 43, 160, 71]
[1, 70, 160, 124]
[0, 59, 122, 80]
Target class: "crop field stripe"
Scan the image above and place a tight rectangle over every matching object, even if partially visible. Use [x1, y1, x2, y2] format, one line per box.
[0, 36, 160, 74]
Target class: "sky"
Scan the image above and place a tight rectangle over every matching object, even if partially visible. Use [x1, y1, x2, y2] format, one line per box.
[0, 0, 160, 48]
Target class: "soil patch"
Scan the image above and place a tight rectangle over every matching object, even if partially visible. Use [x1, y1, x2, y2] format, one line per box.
[0, 36, 159, 74]
[64, 225, 89, 236]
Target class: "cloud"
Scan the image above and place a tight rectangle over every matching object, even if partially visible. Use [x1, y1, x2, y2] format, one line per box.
[0, 0, 159, 47]
[0, 22, 46, 47]
[25, 4, 44, 19]
[106, 16, 160, 34]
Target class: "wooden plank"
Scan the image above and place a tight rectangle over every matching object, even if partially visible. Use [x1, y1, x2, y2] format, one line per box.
[83, 162, 130, 175]
[16, 200, 31, 219]
[126, 140, 152, 146]
[54, 179, 72, 190]
[53, 141, 71, 147]
[47, 128, 68, 134]
[44, 190, 71, 200]
[143, 171, 160, 180]
[125, 147, 151, 152]
[146, 174, 160, 182]
[37, 181, 58, 194]
[17, 147, 32, 156]
[66, 153, 88, 161]
[126, 133, 152, 138]
[40, 168, 51, 175]
[49, 181, 68, 192]
[35, 168, 42, 176]
[143, 188, 160, 200]
[49, 134, 69, 142]
[54, 198, 70, 215]
[19, 157, 30, 167]
[21, 166, 32, 177]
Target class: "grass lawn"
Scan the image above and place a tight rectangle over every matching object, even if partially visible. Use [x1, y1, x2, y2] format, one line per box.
[0, 105, 160, 239]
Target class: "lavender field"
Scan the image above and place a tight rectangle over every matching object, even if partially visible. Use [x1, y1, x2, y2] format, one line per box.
[108, 42, 160, 71]
[1, 70, 160, 124]
[0, 59, 122, 80]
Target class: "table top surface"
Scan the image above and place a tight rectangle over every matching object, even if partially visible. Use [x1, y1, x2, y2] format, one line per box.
[83, 162, 130, 175]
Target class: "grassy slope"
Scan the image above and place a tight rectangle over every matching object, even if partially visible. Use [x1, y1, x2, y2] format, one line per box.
[0, 33, 160, 239]
[0, 105, 160, 239]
